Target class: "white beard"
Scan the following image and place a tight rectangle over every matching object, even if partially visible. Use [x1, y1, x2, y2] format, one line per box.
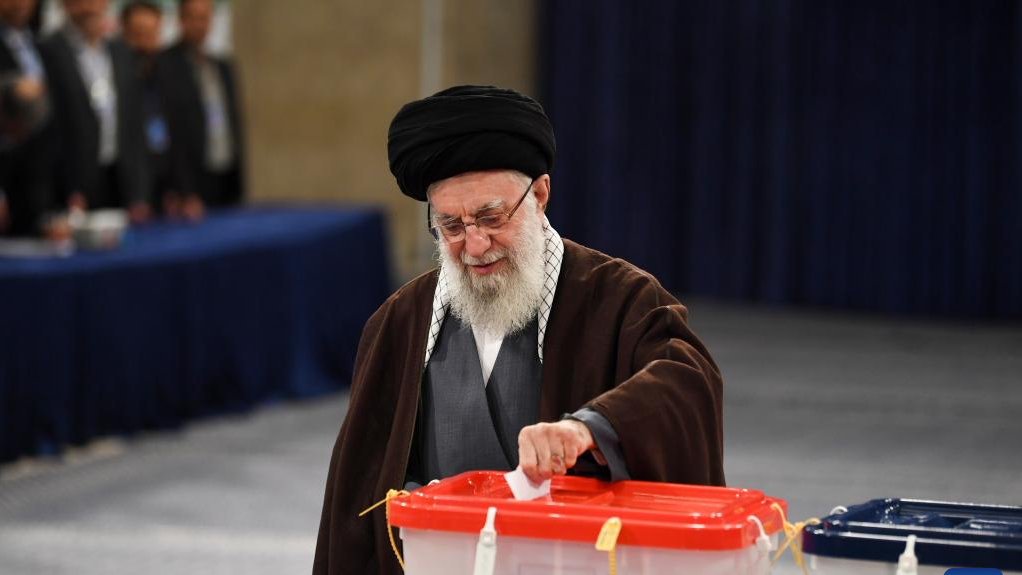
[438, 206, 546, 338]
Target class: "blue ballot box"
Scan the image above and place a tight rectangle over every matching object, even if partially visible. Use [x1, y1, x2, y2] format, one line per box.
[802, 498, 1022, 574]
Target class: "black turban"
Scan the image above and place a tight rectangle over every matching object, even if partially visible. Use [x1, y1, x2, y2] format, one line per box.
[387, 85, 556, 201]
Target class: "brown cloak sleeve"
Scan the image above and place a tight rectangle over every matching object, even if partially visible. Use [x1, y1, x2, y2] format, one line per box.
[312, 272, 436, 575]
[540, 240, 725, 486]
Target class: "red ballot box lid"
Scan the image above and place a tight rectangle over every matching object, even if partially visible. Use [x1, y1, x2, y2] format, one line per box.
[388, 471, 787, 551]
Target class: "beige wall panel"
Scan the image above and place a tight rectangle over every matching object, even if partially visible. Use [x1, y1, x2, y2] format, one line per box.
[234, 0, 537, 281]
[443, 0, 537, 94]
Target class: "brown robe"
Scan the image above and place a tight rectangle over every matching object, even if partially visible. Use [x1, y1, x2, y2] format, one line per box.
[312, 239, 725, 575]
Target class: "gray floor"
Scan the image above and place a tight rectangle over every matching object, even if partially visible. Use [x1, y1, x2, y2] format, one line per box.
[0, 396, 347, 575]
[1, 299, 1020, 574]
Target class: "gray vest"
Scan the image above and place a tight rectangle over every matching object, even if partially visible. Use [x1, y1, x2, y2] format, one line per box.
[417, 315, 543, 482]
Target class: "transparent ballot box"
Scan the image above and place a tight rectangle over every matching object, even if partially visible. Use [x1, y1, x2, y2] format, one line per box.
[388, 471, 786, 575]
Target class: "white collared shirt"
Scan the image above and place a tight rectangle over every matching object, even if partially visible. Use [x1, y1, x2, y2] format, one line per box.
[190, 53, 234, 171]
[471, 325, 504, 385]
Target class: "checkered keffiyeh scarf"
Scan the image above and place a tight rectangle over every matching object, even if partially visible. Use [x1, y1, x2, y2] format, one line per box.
[423, 219, 563, 368]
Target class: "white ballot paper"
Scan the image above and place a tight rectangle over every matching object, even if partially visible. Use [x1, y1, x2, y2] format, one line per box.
[504, 466, 551, 500]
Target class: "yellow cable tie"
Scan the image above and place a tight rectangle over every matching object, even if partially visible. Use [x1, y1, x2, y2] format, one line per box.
[596, 517, 622, 575]
[359, 488, 411, 517]
[358, 489, 411, 571]
[769, 502, 820, 575]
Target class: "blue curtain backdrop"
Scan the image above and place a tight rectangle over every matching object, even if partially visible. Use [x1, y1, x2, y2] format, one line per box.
[540, 0, 1022, 318]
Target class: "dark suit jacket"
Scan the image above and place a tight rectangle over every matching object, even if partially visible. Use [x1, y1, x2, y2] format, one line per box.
[0, 30, 52, 235]
[157, 41, 244, 206]
[39, 29, 148, 208]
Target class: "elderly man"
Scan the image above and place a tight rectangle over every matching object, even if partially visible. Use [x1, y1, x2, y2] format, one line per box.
[314, 85, 724, 575]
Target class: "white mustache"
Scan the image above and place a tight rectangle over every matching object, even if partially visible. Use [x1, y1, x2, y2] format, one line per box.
[461, 249, 507, 266]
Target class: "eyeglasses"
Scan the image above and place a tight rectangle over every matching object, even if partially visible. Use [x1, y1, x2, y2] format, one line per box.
[428, 177, 535, 242]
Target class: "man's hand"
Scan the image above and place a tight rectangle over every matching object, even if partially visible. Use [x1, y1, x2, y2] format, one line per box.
[128, 201, 151, 224]
[182, 193, 205, 221]
[517, 420, 595, 483]
[68, 191, 87, 212]
[13, 77, 44, 104]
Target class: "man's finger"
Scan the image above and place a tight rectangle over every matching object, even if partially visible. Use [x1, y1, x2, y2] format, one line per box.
[518, 430, 538, 479]
[533, 428, 553, 480]
[550, 425, 578, 476]
[550, 447, 567, 476]
[561, 435, 579, 469]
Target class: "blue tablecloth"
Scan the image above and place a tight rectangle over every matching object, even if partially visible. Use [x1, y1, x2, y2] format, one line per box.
[0, 206, 391, 462]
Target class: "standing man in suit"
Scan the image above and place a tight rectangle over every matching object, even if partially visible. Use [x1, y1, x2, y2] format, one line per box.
[159, 0, 243, 215]
[40, 0, 150, 222]
[120, 0, 175, 216]
[0, 0, 51, 235]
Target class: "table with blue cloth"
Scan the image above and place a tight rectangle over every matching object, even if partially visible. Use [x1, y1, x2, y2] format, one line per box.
[0, 206, 391, 463]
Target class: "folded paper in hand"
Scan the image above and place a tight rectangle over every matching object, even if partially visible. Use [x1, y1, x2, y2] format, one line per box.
[504, 466, 551, 500]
